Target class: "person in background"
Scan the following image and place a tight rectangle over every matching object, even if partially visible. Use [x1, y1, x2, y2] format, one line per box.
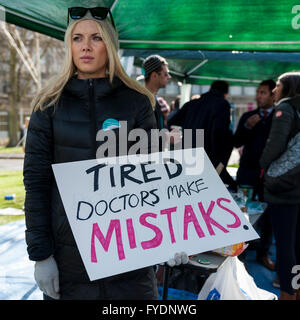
[170, 96, 180, 112]
[21, 116, 30, 152]
[233, 79, 276, 272]
[168, 80, 237, 191]
[23, 7, 187, 301]
[167, 96, 180, 130]
[143, 55, 170, 130]
[143, 55, 181, 150]
[260, 72, 300, 300]
[190, 94, 201, 100]
[157, 96, 170, 128]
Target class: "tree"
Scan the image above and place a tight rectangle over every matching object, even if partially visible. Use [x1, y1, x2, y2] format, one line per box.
[0, 22, 64, 147]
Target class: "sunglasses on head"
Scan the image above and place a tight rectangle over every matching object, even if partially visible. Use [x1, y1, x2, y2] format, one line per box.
[68, 7, 116, 29]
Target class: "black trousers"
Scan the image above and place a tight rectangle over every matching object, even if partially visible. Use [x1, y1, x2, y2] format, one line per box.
[255, 206, 274, 258]
[237, 167, 273, 257]
[268, 203, 300, 295]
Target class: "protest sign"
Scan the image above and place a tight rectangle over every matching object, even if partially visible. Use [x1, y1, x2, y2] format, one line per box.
[52, 148, 259, 281]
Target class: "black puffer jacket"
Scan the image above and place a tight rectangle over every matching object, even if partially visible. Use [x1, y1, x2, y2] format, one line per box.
[23, 77, 158, 300]
[260, 96, 300, 204]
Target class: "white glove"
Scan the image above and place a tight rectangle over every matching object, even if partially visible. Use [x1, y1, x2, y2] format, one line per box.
[34, 255, 60, 299]
[166, 252, 189, 267]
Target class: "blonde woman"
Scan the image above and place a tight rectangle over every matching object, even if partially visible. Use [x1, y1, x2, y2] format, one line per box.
[23, 7, 166, 300]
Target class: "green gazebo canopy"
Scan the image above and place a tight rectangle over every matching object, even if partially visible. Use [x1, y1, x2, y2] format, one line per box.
[2, 0, 300, 85]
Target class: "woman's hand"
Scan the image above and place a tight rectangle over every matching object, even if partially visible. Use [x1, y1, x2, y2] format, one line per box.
[34, 255, 60, 299]
[166, 252, 189, 267]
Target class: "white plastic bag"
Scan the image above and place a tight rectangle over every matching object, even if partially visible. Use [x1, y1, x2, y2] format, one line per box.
[198, 257, 277, 300]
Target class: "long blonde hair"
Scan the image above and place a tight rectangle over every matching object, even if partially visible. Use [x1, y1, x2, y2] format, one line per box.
[32, 18, 155, 111]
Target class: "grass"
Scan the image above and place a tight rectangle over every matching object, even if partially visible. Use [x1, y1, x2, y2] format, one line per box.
[0, 170, 25, 225]
[0, 146, 24, 154]
[227, 164, 239, 168]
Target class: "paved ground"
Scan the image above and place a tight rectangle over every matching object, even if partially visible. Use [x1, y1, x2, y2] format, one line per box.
[228, 148, 240, 165]
[0, 219, 42, 300]
[0, 218, 279, 300]
[0, 159, 24, 171]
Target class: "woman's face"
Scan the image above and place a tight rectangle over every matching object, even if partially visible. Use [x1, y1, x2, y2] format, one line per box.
[272, 80, 284, 102]
[71, 20, 108, 79]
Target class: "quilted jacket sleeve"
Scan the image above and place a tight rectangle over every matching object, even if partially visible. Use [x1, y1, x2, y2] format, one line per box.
[260, 102, 294, 170]
[23, 107, 55, 261]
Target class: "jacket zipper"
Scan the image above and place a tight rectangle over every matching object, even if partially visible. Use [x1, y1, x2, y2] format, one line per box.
[88, 79, 97, 157]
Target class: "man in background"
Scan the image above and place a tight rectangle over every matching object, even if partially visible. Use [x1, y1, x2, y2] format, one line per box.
[143, 55, 181, 150]
[233, 79, 276, 271]
[168, 80, 237, 190]
[143, 55, 171, 130]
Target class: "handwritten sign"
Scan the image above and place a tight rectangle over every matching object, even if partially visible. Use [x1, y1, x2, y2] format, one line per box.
[52, 148, 258, 281]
